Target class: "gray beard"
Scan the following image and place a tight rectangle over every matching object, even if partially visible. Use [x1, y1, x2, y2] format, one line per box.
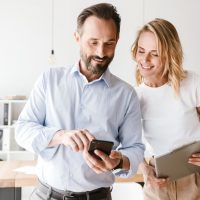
[86, 62, 108, 75]
[83, 55, 113, 76]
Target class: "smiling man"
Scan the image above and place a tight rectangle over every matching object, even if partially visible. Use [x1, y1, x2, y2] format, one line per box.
[15, 3, 144, 200]
[75, 15, 117, 81]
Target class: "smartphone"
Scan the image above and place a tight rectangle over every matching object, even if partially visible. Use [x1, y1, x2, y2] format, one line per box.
[88, 139, 114, 160]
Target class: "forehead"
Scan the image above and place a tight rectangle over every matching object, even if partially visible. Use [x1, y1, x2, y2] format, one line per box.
[81, 16, 117, 40]
[138, 31, 158, 49]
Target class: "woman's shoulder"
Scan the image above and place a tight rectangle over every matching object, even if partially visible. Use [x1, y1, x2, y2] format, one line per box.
[179, 70, 200, 96]
[183, 70, 200, 85]
[134, 84, 144, 99]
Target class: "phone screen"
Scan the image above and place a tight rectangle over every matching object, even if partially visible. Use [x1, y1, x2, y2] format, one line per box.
[88, 139, 114, 160]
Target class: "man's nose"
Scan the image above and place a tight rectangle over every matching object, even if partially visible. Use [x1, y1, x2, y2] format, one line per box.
[96, 45, 105, 58]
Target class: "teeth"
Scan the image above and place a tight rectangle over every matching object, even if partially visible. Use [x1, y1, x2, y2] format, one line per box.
[142, 66, 151, 69]
[93, 58, 103, 62]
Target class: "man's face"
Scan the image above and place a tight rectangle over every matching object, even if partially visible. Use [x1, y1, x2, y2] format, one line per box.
[75, 16, 118, 76]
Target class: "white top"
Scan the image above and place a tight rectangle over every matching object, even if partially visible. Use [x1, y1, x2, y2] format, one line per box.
[136, 71, 200, 156]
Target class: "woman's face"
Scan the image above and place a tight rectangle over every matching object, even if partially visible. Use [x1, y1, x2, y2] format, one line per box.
[135, 31, 165, 85]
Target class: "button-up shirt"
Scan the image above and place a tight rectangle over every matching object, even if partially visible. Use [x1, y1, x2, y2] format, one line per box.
[15, 63, 144, 192]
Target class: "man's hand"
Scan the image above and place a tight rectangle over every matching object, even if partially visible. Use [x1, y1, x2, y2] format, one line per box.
[48, 129, 95, 151]
[83, 150, 126, 174]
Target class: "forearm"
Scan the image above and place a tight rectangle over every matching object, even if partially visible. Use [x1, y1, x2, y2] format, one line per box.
[48, 130, 64, 147]
[15, 119, 59, 159]
[112, 145, 144, 178]
[139, 159, 149, 174]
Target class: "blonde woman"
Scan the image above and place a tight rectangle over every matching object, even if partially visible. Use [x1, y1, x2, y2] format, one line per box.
[132, 18, 200, 200]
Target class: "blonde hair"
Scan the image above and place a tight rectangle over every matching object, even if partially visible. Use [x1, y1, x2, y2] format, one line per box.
[132, 18, 186, 95]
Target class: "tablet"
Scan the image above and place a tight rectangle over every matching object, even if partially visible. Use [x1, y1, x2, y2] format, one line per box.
[155, 141, 200, 181]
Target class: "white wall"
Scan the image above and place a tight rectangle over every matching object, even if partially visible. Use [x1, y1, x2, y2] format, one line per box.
[0, 0, 200, 97]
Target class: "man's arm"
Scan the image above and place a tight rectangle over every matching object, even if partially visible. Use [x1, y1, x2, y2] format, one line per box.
[82, 89, 144, 176]
[15, 71, 60, 160]
[48, 129, 95, 151]
[114, 89, 145, 177]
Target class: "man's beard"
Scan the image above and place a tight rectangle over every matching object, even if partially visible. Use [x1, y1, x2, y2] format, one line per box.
[81, 52, 114, 75]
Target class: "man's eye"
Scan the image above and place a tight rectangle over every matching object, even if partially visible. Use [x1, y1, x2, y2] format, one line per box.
[89, 41, 97, 45]
[106, 43, 115, 46]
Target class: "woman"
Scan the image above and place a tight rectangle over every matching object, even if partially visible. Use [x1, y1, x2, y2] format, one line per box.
[132, 18, 200, 200]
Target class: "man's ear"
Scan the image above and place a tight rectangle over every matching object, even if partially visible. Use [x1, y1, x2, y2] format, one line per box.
[74, 31, 80, 43]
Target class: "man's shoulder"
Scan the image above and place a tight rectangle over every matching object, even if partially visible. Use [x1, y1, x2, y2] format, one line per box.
[48, 66, 72, 74]
[110, 73, 134, 91]
[43, 66, 73, 78]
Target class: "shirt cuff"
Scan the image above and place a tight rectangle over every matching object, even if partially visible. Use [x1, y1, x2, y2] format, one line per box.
[33, 127, 60, 160]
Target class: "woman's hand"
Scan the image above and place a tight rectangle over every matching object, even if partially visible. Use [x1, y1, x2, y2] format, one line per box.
[188, 153, 200, 166]
[140, 160, 168, 189]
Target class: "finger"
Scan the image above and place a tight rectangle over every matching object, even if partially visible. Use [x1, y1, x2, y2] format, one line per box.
[154, 177, 168, 184]
[78, 130, 90, 148]
[109, 150, 121, 159]
[188, 160, 200, 166]
[156, 182, 168, 188]
[191, 153, 200, 158]
[94, 150, 114, 170]
[80, 129, 95, 149]
[84, 153, 106, 174]
[189, 158, 200, 162]
[86, 150, 109, 171]
[82, 129, 95, 141]
[68, 138, 79, 152]
[72, 134, 84, 151]
[95, 150, 110, 162]
[189, 157, 200, 162]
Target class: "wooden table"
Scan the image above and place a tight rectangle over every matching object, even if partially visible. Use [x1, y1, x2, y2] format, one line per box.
[0, 160, 38, 200]
[0, 160, 143, 199]
[0, 160, 38, 188]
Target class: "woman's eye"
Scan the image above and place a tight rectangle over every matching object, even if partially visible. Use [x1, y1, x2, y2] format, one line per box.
[152, 54, 158, 57]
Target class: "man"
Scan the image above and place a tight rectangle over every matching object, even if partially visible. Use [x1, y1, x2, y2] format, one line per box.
[15, 3, 144, 200]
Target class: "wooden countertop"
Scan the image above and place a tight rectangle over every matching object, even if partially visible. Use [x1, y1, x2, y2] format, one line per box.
[0, 160, 143, 188]
[0, 160, 38, 188]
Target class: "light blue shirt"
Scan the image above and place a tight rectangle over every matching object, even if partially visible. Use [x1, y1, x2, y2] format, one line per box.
[15, 63, 144, 192]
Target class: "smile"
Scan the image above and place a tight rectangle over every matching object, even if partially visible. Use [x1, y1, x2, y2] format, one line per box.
[92, 57, 105, 63]
[141, 65, 153, 69]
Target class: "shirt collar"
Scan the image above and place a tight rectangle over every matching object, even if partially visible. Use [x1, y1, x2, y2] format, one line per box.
[70, 61, 112, 87]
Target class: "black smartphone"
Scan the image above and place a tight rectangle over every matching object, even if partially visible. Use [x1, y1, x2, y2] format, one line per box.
[88, 139, 114, 160]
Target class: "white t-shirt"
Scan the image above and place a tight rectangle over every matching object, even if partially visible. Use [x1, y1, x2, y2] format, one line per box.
[136, 71, 200, 156]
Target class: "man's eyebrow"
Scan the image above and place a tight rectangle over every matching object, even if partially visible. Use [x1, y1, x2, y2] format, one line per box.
[89, 38, 117, 42]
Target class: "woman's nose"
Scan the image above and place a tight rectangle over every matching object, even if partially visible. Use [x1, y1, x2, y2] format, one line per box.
[142, 53, 150, 63]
